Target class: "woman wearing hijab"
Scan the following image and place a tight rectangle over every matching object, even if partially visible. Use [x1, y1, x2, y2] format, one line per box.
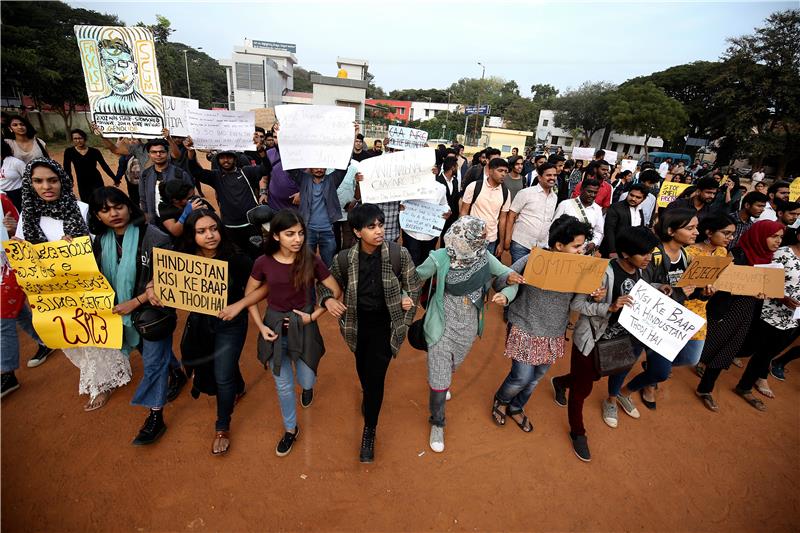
[695, 220, 785, 411]
[416, 216, 523, 453]
[15, 158, 131, 411]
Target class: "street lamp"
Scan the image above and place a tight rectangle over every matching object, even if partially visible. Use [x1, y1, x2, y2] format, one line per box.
[473, 61, 486, 141]
[182, 47, 202, 99]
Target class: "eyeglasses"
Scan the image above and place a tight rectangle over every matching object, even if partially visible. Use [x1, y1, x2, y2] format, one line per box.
[103, 59, 132, 69]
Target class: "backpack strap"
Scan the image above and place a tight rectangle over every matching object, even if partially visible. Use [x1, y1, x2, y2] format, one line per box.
[387, 241, 402, 278]
[468, 178, 484, 215]
[337, 249, 350, 287]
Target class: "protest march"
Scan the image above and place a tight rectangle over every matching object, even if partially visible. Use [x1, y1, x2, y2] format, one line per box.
[1, 3, 799, 532]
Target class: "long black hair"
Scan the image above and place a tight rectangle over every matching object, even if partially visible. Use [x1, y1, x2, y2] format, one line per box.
[7, 114, 36, 139]
[263, 209, 314, 290]
[88, 186, 145, 235]
[179, 209, 235, 259]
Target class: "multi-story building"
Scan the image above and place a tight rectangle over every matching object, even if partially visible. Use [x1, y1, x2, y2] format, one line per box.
[219, 39, 298, 111]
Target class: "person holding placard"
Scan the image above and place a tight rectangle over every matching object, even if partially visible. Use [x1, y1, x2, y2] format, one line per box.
[139, 138, 195, 223]
[318, 204, 420, 463]
[242, 209, 342, 457]
[415, 216, 523, 453]
[89, 187, 179, 438]
[491, 216, 603, 432]
[696, 220, 785, 411]
[551, 227, 660, 461]
[178, 210, 253, 455]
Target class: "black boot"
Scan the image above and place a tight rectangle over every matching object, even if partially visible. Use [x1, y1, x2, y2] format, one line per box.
[359, 426, 376, 463]
[132, 409, 167, 446]
[167, 367, 187, 403]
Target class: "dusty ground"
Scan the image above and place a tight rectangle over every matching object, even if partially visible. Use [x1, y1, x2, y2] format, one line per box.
[2, 149, 798, 532]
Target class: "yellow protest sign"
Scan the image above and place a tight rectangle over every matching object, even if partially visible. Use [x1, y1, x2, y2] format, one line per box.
[789, 179, 800, 202]
[153, 248, 228, 316]
[2, 237, 122, 349]
[657, 181, 692, 208]
[522, 247, 609, 294]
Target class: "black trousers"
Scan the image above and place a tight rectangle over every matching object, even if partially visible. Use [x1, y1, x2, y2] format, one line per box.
[226, 224, 262, 261]
[354, 309, 393, 428]
[737, 322, 799, 391]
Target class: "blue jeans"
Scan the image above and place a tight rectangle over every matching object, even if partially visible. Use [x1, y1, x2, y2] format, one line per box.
[270, 336, 317, 431]
[1, 304, 44, 373]
[509, 240, 530, 264]
[306, 227, 336, 267]
[486, 239, 499, 255]
[213, 319, 248, 431]
[625, 339, 705, 392]
[131, 337, 174, 409]
[495, 359, 551, 411]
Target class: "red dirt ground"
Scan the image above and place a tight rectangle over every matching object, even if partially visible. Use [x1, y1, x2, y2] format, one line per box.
[2, 149, 798, 532]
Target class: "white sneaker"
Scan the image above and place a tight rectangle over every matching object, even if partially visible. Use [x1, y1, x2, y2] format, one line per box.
[429, 425, 445, 453]
[602, 399, 618, 428]
[445, 390, 452, 401]
[616, 394, 641, 419]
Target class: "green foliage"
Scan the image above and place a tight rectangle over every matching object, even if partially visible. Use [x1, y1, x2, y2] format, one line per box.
[293, 66, 320, 93]
[608, 82, 689, 158]
[365, 67, 386, 99]
[551, 81, 617, 145]
[530, 83, 558, 102]
[388, 88, 451, 102]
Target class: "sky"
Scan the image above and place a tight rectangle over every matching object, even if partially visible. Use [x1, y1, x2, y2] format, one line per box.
[68, 0, 794, 97]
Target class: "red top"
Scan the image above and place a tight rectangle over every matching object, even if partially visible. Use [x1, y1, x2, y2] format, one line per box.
[572, 180, 612, 209]
[250, 254, 330, 312]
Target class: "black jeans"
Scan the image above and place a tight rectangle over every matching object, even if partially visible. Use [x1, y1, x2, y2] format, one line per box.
[402, 230, 438, 267]
[227, 225, 262, 260]
[737, 322, 798, 391]
[213, 318, 248, 431]
[355, 309, 393, 428]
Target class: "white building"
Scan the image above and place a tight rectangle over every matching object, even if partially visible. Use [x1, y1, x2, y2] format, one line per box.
[409, 102, 460, 122]
[310, 58, 369, 121]
[219, 39, 298, 111]
[536, 110, 663, 158]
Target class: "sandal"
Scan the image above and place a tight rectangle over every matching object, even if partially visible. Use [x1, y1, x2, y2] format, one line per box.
[732, 358, 744, 368]
[506, 408, 533, 433]
[734, 388, 766, 411]
[84, 391, 111, 412]
[695, 391, 719, 412]
[754, 382, 775, 399]
[491, 398, 507, 426]
[212, 430, 231, 456]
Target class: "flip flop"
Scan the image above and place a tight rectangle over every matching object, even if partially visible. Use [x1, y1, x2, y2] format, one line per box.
[754, 383, 775, 399]
[84, 391, 111, 412]
[734, 388, 766, 411]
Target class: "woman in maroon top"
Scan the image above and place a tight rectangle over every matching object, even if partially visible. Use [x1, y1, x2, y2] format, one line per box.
[224, 209, 341, 457]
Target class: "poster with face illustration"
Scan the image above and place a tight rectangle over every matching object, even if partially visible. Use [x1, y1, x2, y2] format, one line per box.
[74, 25, 165, 138]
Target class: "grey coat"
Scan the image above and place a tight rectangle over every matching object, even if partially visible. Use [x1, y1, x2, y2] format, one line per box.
[570, 267, 618, 357]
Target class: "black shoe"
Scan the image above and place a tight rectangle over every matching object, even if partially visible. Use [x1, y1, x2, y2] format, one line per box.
[571, 434, 591, 462]
[1, 372, 20, 399]
[27, 344, 55, 368]
[166, 368, 188, 403]
[359, 426, 376, 463]
[132, 409, 167, 446]
[301, 388, 313, 408]
[276, 427, 299, 457]
[639, 388, 657, 410]
[551, 377, 567, 407]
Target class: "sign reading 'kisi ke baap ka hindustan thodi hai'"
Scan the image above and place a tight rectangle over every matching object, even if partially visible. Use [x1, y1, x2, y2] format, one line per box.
[75, 25, 165, 138]
[153, 248, 228, 316]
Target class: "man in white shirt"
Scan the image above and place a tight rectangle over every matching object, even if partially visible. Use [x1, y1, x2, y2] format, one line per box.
[757, 181, 790, 221]
[751, 167, 766, 185]
[504, 162, 558, 263]
[621, 169, 659, 226]
[552, 178, 604, 254]
[460, 158, 511, 257]
[602, 183, 648, 257]
[658, 157, 672, 179]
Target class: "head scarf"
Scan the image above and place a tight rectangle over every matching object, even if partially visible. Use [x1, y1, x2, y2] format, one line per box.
[444, 216, 487, 269]
[737, 219, 784, 266]
[21, 157, 89, 244]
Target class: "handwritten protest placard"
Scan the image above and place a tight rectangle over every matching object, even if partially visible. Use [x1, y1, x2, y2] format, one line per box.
[571, 147, 596, 161]
[790, 180, 800, 202]
[676, 255, 733, 287]
[75, 25, 165, 138]
[522, 247, 609, 294]
[2, 237, 122, 349]
[162, 96, 199, 137]
[603, 150, 618, 165]
[275, 105, 355, 170]
[153, 248, 228, 316]
[657, 181, 691, 208]
[620, 159, 637, 173]
[356, 147, 440, 203]
[186, 109, 256, 151]
[388, 125, 429, 150]
[619, 279, 705, 361]
[714, 264, 784, 298]
[399, 200, 449, 237]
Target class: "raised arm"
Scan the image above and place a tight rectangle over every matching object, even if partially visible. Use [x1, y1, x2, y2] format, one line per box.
[95, 148, 116, 180]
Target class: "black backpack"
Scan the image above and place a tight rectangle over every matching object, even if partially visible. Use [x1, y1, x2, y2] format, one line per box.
[468, 178, 508, 215]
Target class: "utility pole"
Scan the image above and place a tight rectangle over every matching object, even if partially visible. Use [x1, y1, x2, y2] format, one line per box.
[473, 62, 485, 144]
[182, 47, 202, 99]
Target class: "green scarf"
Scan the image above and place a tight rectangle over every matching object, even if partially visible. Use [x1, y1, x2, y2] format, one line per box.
[101, 224, 140, 354]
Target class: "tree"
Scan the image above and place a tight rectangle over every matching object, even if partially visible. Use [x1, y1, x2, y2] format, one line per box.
[387, 88, 451, 102]
[365, 67, 386, 99]
[551, 81, 617, 145]
[1, 1, 121, 138]
[608, 82, 689, 160]
[408, 111, 465, 141]
[530, 83, 558, 102]
[293, 66, 320, 93]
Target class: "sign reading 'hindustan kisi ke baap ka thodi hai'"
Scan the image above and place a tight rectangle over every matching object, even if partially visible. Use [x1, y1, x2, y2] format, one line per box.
[74, 25, 165, 138]
[2, 237, 123, 349]
[152, 248, 228, 316]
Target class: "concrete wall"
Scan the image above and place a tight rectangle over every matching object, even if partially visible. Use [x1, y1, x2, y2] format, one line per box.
[483, 127, 532, 156]
[23, 110, 92, 140]
[409, 102, 460, 122]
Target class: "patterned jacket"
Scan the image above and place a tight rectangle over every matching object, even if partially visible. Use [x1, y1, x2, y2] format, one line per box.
[319, 242, 421, 356]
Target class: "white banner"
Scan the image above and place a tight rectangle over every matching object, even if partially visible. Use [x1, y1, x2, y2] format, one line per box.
[603, 150, 618, 165]
[275, 105, 355, 170]
[400, 200, 449, 237]
[356, 148, 438, 204]
[620, 159, 637, 173]
[162, 96, 199, 137]
[387, 125, 429, 150]
[618, 279, 705, 362]
[571, 147, 596, 161]
[186, 109, 255, 151]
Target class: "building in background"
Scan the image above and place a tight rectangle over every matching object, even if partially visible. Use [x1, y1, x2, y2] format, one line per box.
[311, 57, 369, 121]
[536, 110, 664, 156]
[220, 39, 297, 111]
[482, 127, 533, 156]
[409, 101, 460, 122]
[366, 99, 412, 123]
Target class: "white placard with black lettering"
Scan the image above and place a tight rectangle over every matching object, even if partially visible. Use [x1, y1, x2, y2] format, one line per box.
[400, 200, 449, 237]
[620, 159, 637, 173]
[356, 147, 439, 203]
[603, 150, 618, 165]
[571, 147, 596, 161]
[618, 279, 705, 362]
[275, 105, 355, 170]
[387, 125, 429, 150]
[186, 109, 256, 151]
[162, 96, 199, 137]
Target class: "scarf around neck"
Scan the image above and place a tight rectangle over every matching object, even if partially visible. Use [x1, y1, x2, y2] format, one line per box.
[444, 216, 487, 269]
[101, 224, 140, 354]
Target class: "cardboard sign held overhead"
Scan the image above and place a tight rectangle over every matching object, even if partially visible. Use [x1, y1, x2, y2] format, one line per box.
[676, 255, 733, 287]
[571, 147, 596, 161]
[714, 264, 785, 298]
[789, 179, 800, 202]
[153, 248, 228, 316]
[522, 247, 609, 294]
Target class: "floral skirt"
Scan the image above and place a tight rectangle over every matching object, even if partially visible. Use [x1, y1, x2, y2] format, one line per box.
[504, 325, 565, 366]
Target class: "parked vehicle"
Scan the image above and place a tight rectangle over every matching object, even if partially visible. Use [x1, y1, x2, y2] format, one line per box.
[640, 151, 692, 166]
